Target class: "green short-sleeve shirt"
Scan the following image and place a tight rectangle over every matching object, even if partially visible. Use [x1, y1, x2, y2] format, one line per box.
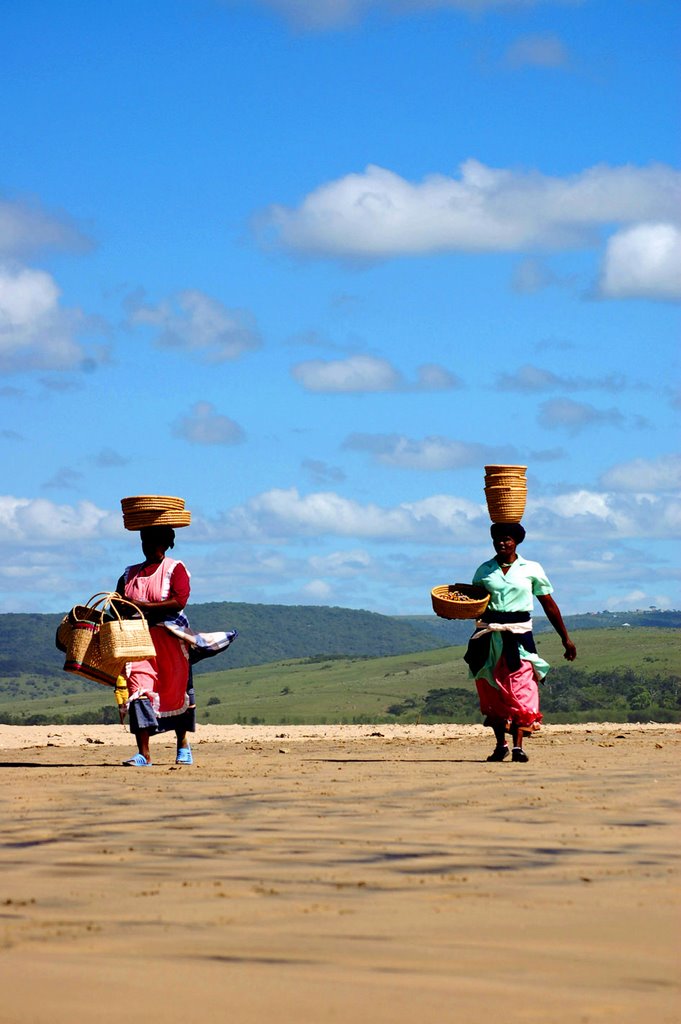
[472, 555, 553, 613]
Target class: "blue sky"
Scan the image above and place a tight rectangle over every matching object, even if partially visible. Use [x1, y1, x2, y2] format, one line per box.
[1, 0, 679, 617]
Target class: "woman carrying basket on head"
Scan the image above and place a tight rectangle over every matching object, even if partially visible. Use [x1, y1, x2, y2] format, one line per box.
[118, 524, 236, 767]
[464, 522, 576, 763]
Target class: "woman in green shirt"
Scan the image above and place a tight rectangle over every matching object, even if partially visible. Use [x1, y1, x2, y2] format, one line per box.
[465, 523, 576, 763]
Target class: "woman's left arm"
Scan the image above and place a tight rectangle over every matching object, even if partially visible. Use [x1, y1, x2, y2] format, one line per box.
[537, 594, 577, 661]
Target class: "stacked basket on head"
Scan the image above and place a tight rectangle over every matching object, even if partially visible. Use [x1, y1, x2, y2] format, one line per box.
[121, 495, 192, 531]
[430, 464, 529, 620]
[484, 465, 527, 524]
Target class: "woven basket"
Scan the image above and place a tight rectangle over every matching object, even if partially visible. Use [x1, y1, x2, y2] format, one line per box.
[60, 593, 129, 686]
[484, 465, 527, 475]
[123, 509, 192, 530]
[485, 486, 527, 523]
[484, 473, 527, 488]
[431, 584, 490, 620]
[121, 495, 185, 511]
[98, 597, 156, 660]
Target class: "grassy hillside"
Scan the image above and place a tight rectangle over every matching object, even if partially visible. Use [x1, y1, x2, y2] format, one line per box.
[2, 627, 678, 727]
[0, 602, 443, 683]
[3, 604, 677, 686]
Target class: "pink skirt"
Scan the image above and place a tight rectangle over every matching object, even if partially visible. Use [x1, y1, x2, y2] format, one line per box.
[127, 625, 189, 716]
[476, 655, 542, 729]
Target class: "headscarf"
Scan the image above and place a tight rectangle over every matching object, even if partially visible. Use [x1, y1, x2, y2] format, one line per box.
[490, 522, 526, 544]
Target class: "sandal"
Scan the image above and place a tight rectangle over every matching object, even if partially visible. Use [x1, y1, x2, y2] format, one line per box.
[175, 747, 193, 765]
[487, 745, 509, 762]
[123, 753, 151, 767]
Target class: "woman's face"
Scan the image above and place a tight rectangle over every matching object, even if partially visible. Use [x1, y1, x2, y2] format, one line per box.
[140, 533, 168, 563]
[493, 534, 518, 563]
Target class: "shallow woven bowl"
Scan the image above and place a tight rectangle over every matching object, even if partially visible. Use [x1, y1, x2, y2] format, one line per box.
[484, 465, 527, 475]
[121, 495, 185, 512]
[123, 509, 192, 531]
[431, 584, 490, 620]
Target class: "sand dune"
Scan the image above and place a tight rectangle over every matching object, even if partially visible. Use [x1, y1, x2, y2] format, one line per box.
[0, 724, 679, 1023]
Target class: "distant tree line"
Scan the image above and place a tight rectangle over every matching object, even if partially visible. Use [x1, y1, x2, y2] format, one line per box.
[387, 667, 681, 724]
[0, 705, 120, 726]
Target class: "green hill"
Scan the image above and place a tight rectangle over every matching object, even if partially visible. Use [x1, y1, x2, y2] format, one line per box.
[1, 626, 679, 727]
[0, 601, 442, 683]
[2, 604, 678, 685]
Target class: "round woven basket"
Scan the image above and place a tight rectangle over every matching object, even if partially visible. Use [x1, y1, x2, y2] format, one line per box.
[121, 495, 185, 512]
[484, 465, 527, 475]
[484, 472, 527, 488]
[123, 509, 192, 531]
[121, 495, 191, 531]
[431, 584, 490, 620]
[486, 506, 526, 525]
[485, 488, 526, 523]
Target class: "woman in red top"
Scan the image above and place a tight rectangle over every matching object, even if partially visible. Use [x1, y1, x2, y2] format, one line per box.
[117, 526, 194, 767]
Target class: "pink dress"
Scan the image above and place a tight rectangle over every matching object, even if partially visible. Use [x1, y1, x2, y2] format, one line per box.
[122, 557, 191, 719]
[475, 658, 541, 729]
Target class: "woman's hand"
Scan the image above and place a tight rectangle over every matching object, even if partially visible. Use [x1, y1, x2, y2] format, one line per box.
[562, 638, 577, 662]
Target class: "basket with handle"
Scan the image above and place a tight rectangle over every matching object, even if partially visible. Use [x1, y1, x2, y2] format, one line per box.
[97, 596, 157, 661]
[60, 592, 129, 686]
[431, 584, 490, 620]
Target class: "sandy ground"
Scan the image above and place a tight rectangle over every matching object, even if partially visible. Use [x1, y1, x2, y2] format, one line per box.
[0, 723, 679, 1024]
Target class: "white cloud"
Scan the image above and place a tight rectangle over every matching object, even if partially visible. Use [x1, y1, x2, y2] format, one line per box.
[129, 289, 262, 361]
[504, 33, 570, 69]
[537, 397, 627, 434]
[237, 0, 581, 31]
[343, 433, 510, 470]
[1, 488, 679, 613]
[599, 454, 681, 493]
[0, 263, 107, 373]
[209, 485, 681, 550]
[415, 363, 462, 390]
[172, 401, 246, 445]
[0, 197, 90, 258]
[0, 496, 118, 542]
[496, 363, 626, 392]
[511, 257, 555, 293]
[605, 591, 673, 612]
[217, 488, 488, 544]
[300, 579, 333, 600]
[260, 160, 681, 259]
[302, 458, 347, 484]
[291, 354, 460, 392]
[43, 467, 84, 491]
[308, 549, 373, 576]
[528, 490, 681, 540]
[599, 223, 681, 300]
[293, 354, 398, 392]
[92, 448, 129, 469]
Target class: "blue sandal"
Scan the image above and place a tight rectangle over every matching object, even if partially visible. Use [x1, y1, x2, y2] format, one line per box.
[175, 747, 193, 765]
[123, 753, 152, 767]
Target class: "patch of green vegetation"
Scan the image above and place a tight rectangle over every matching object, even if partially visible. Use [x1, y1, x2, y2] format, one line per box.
[0, 628, 678, 726]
